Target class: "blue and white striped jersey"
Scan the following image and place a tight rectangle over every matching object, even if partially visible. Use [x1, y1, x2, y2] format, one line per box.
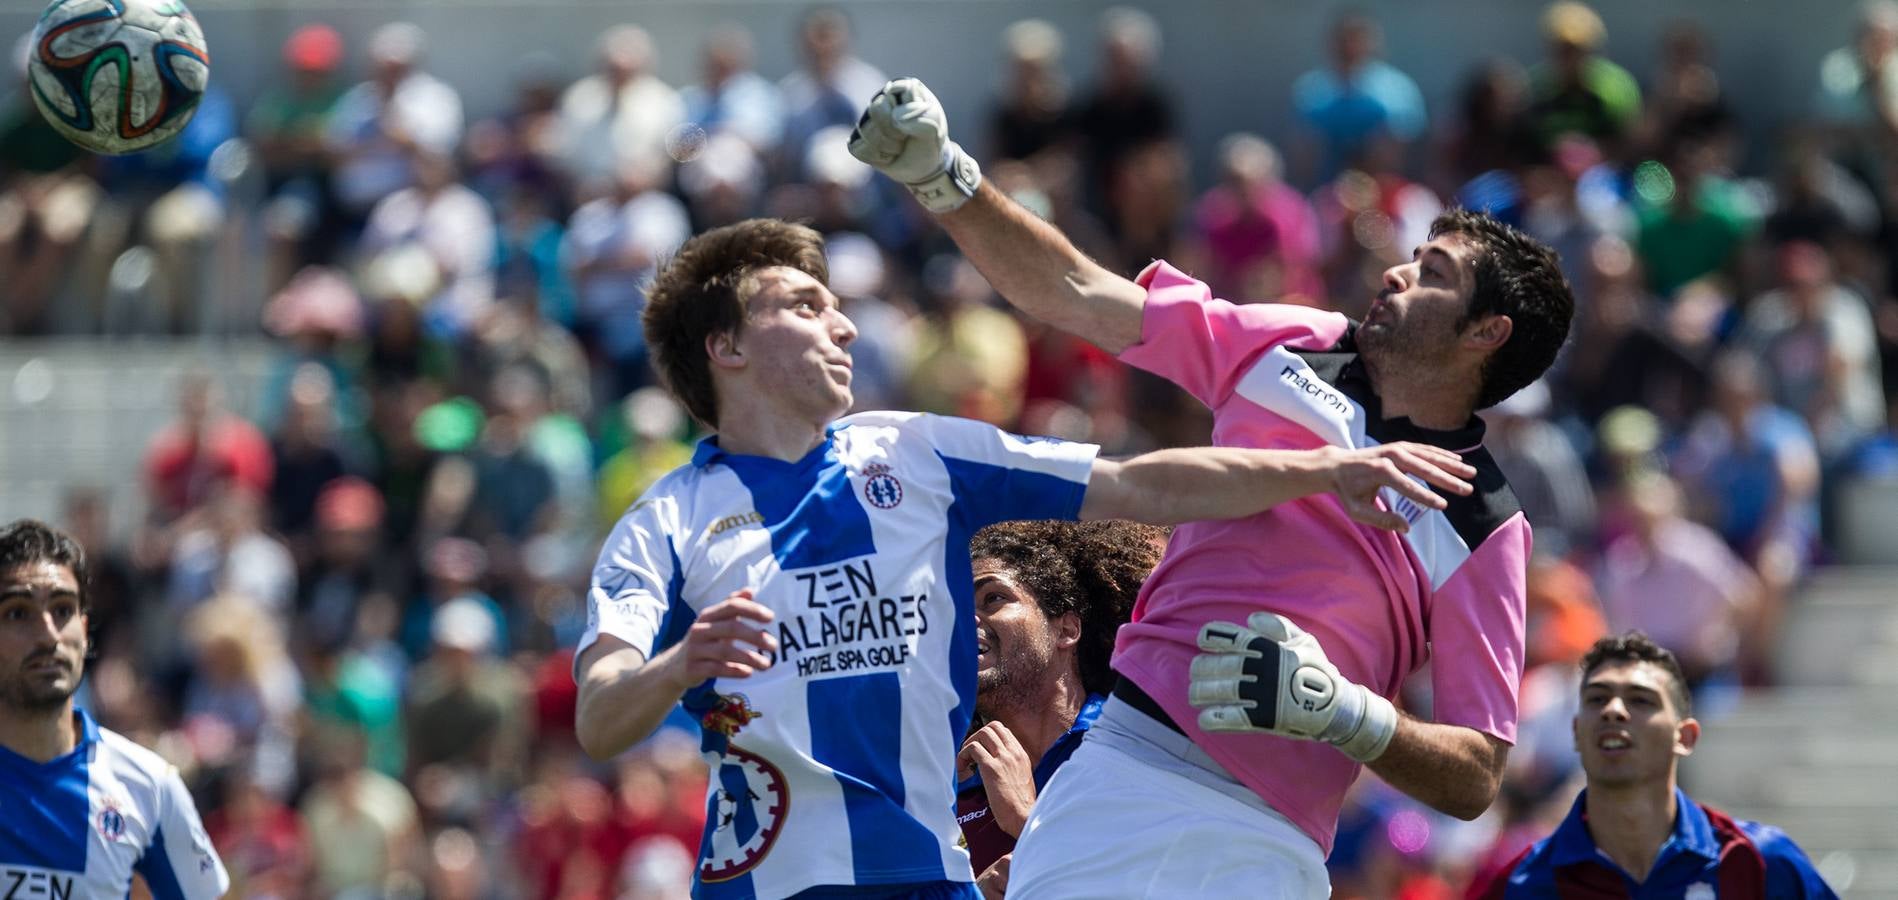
[580, 411, 1098, 899]
[0, 708, 231, 900]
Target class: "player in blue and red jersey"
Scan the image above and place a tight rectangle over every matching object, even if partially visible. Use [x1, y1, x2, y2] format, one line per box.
[1472, 632, 1835, 899]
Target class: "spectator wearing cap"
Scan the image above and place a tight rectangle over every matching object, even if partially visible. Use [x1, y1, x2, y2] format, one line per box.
[555, 25, 686, 197]
[250, 23, 349, 280]
[404, 596, 529, 813]
[1527, 1, 1642, 155]
[325, 22, 464, 224]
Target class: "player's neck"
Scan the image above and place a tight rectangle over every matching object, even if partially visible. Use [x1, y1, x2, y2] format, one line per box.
[0, 701, 80, 764]
[1583, 777, 1679, 883]
[988, 674, 1089, 764]
[713, 404, 832, 463]
[1364, 357, 1477, 431]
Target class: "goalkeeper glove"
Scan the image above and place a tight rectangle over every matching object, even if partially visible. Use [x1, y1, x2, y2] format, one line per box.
[847, 77, 982, 214]
[1187, 612, 1398, 763]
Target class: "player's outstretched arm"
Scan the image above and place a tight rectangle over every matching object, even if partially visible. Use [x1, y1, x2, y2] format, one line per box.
[575, 591, 777, 760]
[850, 78, 1147, 354]
[1079, 442, 1474, 527]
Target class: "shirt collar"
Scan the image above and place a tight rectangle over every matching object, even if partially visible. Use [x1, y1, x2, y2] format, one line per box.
[1334, 355, 1489, 451]
[1549, 787, 1720, 871]
[693, 428, 837, 470]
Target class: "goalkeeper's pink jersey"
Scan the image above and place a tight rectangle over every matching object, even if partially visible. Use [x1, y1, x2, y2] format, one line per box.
[1111, 261, 1531, 856]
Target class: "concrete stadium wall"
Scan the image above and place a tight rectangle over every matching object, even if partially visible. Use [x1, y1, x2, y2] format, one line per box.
[0, 0, 1864, 182]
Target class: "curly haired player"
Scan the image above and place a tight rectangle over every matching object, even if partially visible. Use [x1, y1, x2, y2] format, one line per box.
[956, 521, 1168, 897]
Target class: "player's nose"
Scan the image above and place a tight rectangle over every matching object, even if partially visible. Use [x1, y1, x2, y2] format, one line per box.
[1381, 264, 1408, 295]
[830, 308, 859, 348]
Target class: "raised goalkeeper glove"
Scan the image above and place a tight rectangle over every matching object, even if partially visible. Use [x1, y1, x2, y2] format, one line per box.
[847, 77, 982, 214]
[1187, 612, 1398, 763]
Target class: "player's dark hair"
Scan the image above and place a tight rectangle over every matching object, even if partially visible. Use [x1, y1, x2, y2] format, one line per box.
[1432, 208, 1574, 409]
[1580, 630, 1693, 717]
[970, 520, 1169, 696]
[644, 219, 830, 427]
[0, 519, 89, 613]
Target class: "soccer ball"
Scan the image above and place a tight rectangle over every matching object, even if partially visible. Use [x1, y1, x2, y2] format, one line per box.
[26, 0, 211, 156]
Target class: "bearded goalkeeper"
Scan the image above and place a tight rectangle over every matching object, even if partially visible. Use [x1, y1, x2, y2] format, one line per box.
[850, 78, 1575, 898]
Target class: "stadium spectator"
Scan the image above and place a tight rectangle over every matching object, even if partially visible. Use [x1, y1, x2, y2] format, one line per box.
[1292, 11, 1428, 182]
[555, 25, 685, 196]
[1073, 7, 1179, 225]
[1594, 472, 1759, 693]
[1192, 133, 1325, 305]
[1526, 1, 1642, 156]
[1741, 240, 1887, 458]
[955, 520, 1165, 895]
[1471, 632, 1837, 898]
[251, 23, 349, 283]
[681, 24, 785, 155]
[989, 19, 1075, 164]
[358, 149, 498, 339]
[325, 22, 464, 227]
[778, 6, 887, 182]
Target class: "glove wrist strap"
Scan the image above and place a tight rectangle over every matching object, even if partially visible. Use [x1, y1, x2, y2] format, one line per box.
[1332, 690, 1398, 763]
[906, 142, 981, 213]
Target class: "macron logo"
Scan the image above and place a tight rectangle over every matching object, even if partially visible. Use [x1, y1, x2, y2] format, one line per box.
[1279, 366, 1350, 415]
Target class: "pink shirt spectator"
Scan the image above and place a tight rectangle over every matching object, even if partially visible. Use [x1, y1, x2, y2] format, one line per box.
[1596, 518, 1756, 674]
[1112, 261, 1531, 855]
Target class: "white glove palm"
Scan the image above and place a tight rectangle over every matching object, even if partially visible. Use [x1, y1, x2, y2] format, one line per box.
[1187, 612, 1397, 763]
[848, 77, 981, 213]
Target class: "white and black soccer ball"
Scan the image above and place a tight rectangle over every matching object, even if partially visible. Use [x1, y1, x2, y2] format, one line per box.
[26, 0, 210, 155]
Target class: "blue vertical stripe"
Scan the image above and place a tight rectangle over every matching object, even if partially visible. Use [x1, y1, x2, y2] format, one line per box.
[135, 826, 188, 900]
[724, 440, 877, 569]
[0, 731, 92, 871]
[808, 673, 943, 883]
[693, 768, 758, 900]
[936, 455, 1088, 762]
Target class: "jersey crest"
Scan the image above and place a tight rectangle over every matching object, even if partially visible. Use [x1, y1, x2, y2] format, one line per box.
[862, 463, 903, 509]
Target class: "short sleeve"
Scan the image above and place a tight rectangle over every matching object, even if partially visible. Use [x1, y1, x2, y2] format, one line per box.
[1427, 513, 1532, 744]
[577, 494, 685, 679]
[910, 414, 1098, 532]
[135, 767, 231, 900]
[1742, 821, 1840, 899]
[1117, 261, 1351, 409]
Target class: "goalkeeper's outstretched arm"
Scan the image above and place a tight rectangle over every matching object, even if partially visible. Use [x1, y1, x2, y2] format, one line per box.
[937, 182, 1147, 355]
[850, 77, 1147, 354]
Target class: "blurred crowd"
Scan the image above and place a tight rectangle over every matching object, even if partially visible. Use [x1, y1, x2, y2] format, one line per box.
[4, 1, 1898, 897]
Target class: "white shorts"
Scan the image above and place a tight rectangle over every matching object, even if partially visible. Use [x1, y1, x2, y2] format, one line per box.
[1006, 697, 1330, 900]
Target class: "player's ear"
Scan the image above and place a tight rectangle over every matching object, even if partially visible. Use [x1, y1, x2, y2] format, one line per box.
[1054, 612, 1082, 650]
[1675, 717, 1700, 759]
[706, 329, 745, 370]
[1463, 313, 1512, 352]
